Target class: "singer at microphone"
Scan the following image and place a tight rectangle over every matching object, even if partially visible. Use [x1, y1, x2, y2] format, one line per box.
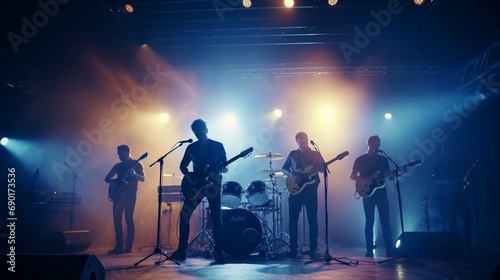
[178, 139, 193, 144]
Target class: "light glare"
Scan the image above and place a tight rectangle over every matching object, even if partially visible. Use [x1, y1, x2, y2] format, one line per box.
[385, 113, 392, 119]
[273, 109, 283, 118]
[1, 137, 8, 146]
[160, 112, 170, 122]
[328, 0, 338, 6]
[243, 0, 252, 8]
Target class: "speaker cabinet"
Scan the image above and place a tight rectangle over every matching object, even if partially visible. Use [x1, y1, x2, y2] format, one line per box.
[395, 231, 464, 258]
[1, 253, 105, 280]
[45, 230, 92, 253]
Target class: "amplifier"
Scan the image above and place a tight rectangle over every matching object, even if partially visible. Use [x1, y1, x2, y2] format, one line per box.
[45, 230, 92, 253]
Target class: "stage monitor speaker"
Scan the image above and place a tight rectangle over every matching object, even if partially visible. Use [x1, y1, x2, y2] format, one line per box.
[395, 231, 464, 258]
[2, 253, 105, 280]
[45, 230, 92, 253]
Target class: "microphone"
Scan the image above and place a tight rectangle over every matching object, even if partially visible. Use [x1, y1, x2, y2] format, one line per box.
[310, 140, 317, 146]
[375, 149, 384, 154]
[178, 139, 193, 144]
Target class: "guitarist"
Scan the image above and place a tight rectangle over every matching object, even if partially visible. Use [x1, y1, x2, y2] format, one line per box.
[282, 132, 323, 260]
[432, 144, 471, 252]
[171, 119, 228, 264]
[350, 135, 395, 258]
[104, 145, 145, 254]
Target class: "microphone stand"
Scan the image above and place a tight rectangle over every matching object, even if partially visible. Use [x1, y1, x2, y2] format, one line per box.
[64, 163, 83, 231]
[134, 142, 183, 266]
[378, 151, 424, 265]
[305, 142, 357, 266]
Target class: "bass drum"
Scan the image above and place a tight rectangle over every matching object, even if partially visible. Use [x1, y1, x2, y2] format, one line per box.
[221, 209, 262, 256]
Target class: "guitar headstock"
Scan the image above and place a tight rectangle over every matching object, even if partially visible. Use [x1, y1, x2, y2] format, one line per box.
[139, 152, 148, 160]
[336, 151, 349, 160]
[239, 147, 254, 159]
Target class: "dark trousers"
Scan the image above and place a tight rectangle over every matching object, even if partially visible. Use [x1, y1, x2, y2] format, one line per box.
[288, 185, 318, 252]
[363, 188, 393, 254]
[178, 184, 223, 253]
[442, 191, 472, 248]
[112, 190, 137, 250]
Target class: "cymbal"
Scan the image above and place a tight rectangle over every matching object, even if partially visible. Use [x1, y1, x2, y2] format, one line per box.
[262, 177, 284, 183]
[162, 173, 183, 179]
[254, 152, 285, 160]
[259, 169, 285, 176]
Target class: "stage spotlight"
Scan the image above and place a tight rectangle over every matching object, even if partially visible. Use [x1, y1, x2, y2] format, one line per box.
[328, 0, 338, 6]
[384, 113, 392, 119]
[116, 3, 134, 13]
[242, 0, 252, 8]
[321, 107, 333, 120]
[395, 237, 402, 249]
[1, 137, 8, 146]
[224, 114, 237, 126]
[124, 3, 134, 13]
[273, 109, 283, 118]
[413, 0, 425, 5]
[284, 0, 294, 8]
[160, 112, 170, 123]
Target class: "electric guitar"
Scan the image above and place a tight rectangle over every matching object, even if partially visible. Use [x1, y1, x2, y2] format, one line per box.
[355, 159, 421, 198]
[181, 147, 253, 200]
[108, 152, 148, 201]
[286, 151, 349, 195]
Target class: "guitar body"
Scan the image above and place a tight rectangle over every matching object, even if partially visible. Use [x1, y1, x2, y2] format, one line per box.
[181, 172, 218, 200]
[286, 166, 318, 195]
[355, 171, 383, 198]
[107, 152, 148, 202]
[180, 147, 254, 201]
[353, 159, 422, 198]
[286, 151, 350, 195]
[108, 180, 121, 201]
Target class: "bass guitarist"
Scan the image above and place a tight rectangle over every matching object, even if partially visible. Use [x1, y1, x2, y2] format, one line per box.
[282, 132, 323, 259]
[350, 135, 395, 257]
[171, 119, 228, 264]
[104, 144, 145, 254]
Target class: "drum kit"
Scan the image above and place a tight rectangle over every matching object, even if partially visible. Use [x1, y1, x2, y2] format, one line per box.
[186, 152, 291, 259]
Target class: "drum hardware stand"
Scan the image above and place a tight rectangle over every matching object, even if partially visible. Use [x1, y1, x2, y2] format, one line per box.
[305, 143, 356, 266]
[134, 143, 182, 266]
[163, 202, 173, 247]
[186, 198, 214, 258]
[267, 173, 290, 258]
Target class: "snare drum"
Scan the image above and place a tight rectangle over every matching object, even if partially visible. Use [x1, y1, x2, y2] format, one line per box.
[246, 180, 268, 206]
[221, 181, 243, 209]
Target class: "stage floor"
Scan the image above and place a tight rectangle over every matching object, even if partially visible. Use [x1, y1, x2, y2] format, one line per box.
[93, 245, 500, 280]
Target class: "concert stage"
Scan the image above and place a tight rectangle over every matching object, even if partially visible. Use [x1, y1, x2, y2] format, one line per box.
[93, 245, 498, 280]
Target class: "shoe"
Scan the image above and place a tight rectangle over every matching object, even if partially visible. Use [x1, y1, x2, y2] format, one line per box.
[214, 251, 226, 264]
[365, 251, 374, 257]
[285, 250, 298, 258]
[309, 251, 320, 260]
[124, 248, 132, 253]
[108, 247, 123, 255]
[171, 249, 187, 261]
